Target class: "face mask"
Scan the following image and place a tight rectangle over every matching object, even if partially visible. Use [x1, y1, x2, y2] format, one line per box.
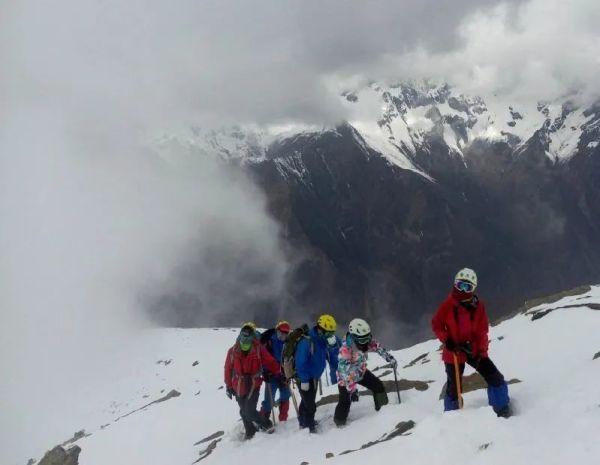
[239, 341, 252, 351]
[277, 330, 288, 341]
[356, 342, 369, 352]
[327, 335, 337, 346]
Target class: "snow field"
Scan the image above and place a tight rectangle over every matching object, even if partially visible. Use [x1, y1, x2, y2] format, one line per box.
[20, 287, 600, 465]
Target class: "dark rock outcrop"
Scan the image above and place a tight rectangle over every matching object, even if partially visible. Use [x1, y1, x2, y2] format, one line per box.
[38, 446, 80, 465]
[194, 431, 224, 446]
[114, 389, 181, 422]
[60, 430, 90, 447]
[339, 420, 415, 455]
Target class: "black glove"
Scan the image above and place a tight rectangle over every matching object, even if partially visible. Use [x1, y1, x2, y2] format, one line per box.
[226, 387, 235, 399]
[445, 338, 457, 351]
[459, 341, 473, 356]
[384, 353, 397, 369]
[350, 390, 359, 402]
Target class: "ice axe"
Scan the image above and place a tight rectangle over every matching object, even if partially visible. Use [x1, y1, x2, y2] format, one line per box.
[452, 352, 464, 409]
[266, 382, 277, 426]
[289, 381, 299, 416]
[393, 364, 401, 404]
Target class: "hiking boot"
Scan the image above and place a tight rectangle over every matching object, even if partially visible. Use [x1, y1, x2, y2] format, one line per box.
[305, 419, 319, 433]
[333, 417, 346, 427]
[494, 405, 511, 418]
[260, 418, 274, 433]
[373, 391, 389, 411]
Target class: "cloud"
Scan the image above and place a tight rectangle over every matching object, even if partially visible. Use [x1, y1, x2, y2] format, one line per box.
[374, 0, 600, 104]
[11, 0, 591, 130]
[0, 1, 288, 461]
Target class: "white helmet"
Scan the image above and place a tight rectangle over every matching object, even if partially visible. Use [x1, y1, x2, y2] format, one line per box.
[349, 318, 371, 337]
[455, 268, 478, 287]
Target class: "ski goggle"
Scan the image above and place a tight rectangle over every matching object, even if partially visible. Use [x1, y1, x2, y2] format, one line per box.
[354, 333, 372, 345]
[455, 280, 475, 293]
[238, 328, 255, 345]
[319, 328, 335, 338]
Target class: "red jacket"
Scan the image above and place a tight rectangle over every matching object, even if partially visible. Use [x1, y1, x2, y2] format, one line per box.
[224, 340, 280, 397]
[431, 292, 490, 364]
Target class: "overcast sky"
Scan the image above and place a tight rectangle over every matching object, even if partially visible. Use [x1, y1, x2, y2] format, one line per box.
[2, 0, 599, 129]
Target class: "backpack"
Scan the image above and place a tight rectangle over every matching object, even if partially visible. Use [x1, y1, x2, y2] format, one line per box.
[259, 328, 276, 355]
[281, 324, 310, 380]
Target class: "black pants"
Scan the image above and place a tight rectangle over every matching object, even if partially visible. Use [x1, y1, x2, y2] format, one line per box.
[297, 379, 317, 429]
[334, 370, 386, 423]
[445, 356, 505, 401]
[236, 389, 271, 438]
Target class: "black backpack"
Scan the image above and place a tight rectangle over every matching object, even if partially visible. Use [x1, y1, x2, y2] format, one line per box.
[281, 324, 310, 380]
[259, 328, 276, 355]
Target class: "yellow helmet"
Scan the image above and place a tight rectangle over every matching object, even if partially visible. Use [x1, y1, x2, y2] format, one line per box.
[317, 314, 337, 332]
[241, 321, 257, 331]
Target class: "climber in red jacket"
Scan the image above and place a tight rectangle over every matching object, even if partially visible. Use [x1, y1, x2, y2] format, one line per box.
[432, 268, 511, 417]
[224, 323, 281, 439]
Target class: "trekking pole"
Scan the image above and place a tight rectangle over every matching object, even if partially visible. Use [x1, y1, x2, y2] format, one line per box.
[289, 381, 299, 416]
[318, 378, 323, 396]
[393, 366, 401, 404]
[452, 352, 464, 409]
[266, 383, 277, 426]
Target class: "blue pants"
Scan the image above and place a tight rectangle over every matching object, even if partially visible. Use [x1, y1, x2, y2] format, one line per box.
[261, 379, 290, 414]
[444, 356, 510, 413]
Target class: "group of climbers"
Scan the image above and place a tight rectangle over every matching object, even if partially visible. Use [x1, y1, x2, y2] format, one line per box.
[223, 267, 511, 439]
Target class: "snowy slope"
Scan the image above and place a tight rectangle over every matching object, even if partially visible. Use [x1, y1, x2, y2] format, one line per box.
[21, 286, 600, 465]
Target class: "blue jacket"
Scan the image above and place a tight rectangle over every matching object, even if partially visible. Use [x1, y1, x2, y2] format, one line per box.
[269, 330, 285, 363]
[295, 327, 340, 384]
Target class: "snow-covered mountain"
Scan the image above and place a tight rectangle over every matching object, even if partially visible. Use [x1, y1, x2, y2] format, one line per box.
[23, 285, 600, 465]
[343, 81, 600, 168]
[156, 80, 600, 179]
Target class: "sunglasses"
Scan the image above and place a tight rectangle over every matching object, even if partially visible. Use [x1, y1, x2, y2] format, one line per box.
[455, 280, 475, 293]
